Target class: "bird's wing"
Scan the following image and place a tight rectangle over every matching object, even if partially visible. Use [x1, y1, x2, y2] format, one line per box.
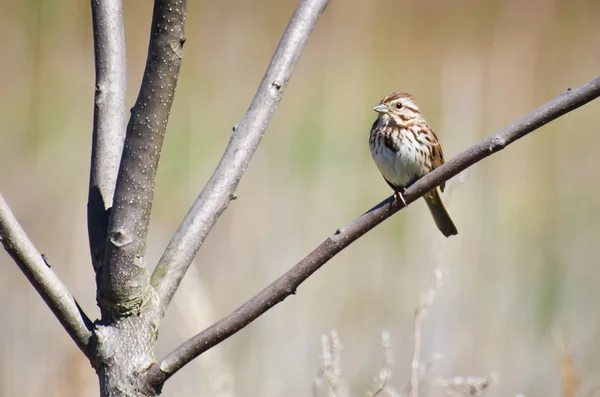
[429, 128, 446, 192]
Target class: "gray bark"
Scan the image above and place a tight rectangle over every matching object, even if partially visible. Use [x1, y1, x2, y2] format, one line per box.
[97, 0, 186, 320]
[90, 0, 187, 395]
[89, 0, 127, 271]
[93, 305, 161, 397]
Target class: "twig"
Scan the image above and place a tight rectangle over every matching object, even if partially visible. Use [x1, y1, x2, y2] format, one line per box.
[0, 194, 93, 354]
[88, 0, 127, 271]
[98, 0, 187, 319]
[150, 0, 331, 316]
[146, 77, 600, 387]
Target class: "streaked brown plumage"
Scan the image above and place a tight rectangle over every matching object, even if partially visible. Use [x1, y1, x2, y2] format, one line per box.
[369, 92, 458, 237]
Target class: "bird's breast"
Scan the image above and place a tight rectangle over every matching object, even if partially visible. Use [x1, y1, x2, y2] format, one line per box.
[370, 125, 430, 188]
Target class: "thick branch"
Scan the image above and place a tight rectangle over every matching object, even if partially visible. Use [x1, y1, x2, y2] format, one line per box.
[98, 0, 187, 319]
[0, 194, 93, 354]
[88, 0, 128, 271]
[145, 75, 600, 386]
[151, 0, 331, 316]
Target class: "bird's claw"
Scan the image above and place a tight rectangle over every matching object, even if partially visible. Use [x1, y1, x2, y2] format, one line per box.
[394, 190, 407, 207]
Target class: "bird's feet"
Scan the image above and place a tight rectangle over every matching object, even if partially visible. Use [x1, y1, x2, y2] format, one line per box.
[394, 189, 407, 207]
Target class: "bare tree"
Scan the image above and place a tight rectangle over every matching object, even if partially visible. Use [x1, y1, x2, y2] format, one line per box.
[0, 0, 599, 396]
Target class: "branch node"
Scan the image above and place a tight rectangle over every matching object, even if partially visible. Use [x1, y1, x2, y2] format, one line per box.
[169, 39, 184, 59]
[159, 361, 172, 374]
[42, 254, 51, 268]
[491, 136, 507, 150]
[108, 230, 134, 247]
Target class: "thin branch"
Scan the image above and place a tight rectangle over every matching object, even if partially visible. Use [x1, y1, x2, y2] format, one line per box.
[150, 0, 331, 315]
[98, 0, 187, 319]
[0, 194, 93, 354]
[88, 0, 127, 272]
[144, 75, 600, 386]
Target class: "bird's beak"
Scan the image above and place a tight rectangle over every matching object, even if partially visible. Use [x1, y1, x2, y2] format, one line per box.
[373, 104, 388, 114]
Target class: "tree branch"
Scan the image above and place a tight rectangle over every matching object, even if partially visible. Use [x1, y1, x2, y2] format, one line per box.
[145, 75, 600, 386]
[0, 194, 93, 354]
[98, 0, 187, 319]
[150, 0, 331, 315]
[88, 0, 128, 272]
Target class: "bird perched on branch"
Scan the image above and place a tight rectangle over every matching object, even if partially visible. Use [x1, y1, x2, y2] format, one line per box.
[369, 92, 458, 237]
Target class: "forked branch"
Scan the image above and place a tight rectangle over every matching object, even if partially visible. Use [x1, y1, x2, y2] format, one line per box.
[0, 194, 93, 354]
[145, 75, 600, 386]
[151, 0, 331, 316]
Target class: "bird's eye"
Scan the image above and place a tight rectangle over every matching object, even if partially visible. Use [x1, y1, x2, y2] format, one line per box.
[395, 103, 402, 109]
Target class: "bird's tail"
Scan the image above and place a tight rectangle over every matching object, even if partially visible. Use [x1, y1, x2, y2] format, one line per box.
[424, 187, 458, 237]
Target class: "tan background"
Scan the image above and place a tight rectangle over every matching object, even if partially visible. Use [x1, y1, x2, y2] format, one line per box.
[1, 0, 599, 396]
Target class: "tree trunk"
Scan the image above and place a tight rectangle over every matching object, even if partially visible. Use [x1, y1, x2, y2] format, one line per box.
[93, 305, 161, 397]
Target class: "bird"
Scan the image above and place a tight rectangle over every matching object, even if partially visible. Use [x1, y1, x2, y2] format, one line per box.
[369, 92, 458, 237]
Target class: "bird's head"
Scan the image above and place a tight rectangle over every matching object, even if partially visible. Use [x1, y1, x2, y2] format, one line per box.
[373, 92, 421, 124]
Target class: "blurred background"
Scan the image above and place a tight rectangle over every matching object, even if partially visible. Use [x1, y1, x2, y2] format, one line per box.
[1, 0, 599, 396]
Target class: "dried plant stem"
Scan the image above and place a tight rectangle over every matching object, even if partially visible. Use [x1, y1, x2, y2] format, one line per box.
[410, 265, 443, 397]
